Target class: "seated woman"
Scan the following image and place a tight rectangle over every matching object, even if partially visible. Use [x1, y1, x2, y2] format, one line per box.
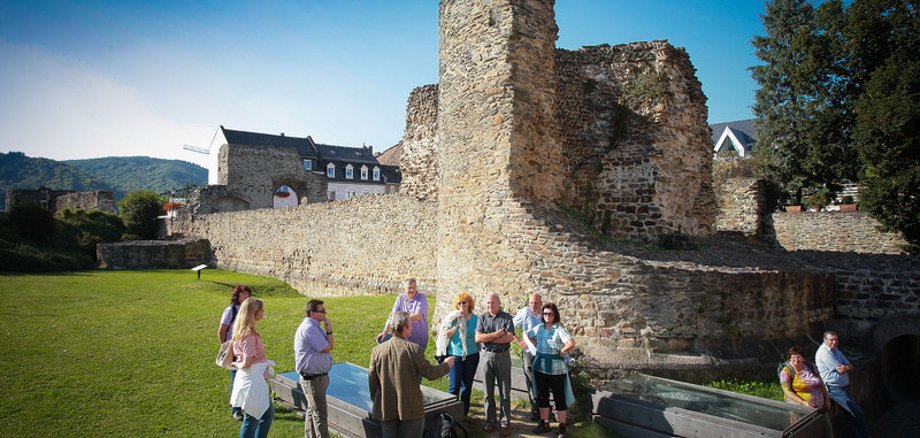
[780, 346, 834, 437]
[780, 346, 830, 409]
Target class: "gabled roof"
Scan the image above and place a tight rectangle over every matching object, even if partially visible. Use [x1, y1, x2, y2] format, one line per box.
[710, 119, 757, 157]
[375, 142, 403, 166]
[221, 126, 319, 156]
[315, 143, 380, 166]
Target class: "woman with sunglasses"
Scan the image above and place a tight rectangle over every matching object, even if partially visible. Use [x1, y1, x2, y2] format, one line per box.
[524, 303, 575, 437]
[437, 291, 480, 416]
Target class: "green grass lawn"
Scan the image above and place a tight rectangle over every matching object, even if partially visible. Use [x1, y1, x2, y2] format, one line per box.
[0, 269, 397, 437]
[0, 269, 613, 437]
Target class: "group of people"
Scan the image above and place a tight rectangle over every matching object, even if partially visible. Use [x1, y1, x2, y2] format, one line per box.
[218, 281, 873, 438]
[217, 279, 577, 438]
[779, 331, 871, 438]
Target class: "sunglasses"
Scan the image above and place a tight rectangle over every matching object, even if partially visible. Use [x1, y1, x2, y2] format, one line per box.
[311, 309, 327, 314]
[542, 312, 554, 316]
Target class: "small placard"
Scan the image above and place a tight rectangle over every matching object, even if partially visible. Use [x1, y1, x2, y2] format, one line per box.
[191, 264, 208, 271]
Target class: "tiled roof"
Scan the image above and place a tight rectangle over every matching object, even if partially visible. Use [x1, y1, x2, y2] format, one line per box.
[221, 126, 319, 156]
[375, 142, 403, 166]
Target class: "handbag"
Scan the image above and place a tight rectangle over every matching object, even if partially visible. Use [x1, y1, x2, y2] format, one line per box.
[216, 340, 234, 369]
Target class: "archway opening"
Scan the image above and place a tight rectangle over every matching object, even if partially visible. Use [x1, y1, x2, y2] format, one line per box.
[273, 184, 299, 208]
[881, 335, 920, 402]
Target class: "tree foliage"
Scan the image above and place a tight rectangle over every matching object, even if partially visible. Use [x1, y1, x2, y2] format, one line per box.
[751, 0, 860, 204]
[119, 191, 164, 240]
[753, 0, 920, 249]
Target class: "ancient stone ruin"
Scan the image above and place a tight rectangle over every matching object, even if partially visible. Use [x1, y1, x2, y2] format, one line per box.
[170, 0, 918, 381]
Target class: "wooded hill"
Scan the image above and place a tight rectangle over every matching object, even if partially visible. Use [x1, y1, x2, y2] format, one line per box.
[0, 152, 207, 207]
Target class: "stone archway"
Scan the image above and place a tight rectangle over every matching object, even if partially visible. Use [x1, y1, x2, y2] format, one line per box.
[273, 184, 299, 208]
[873, 317, 920, 403]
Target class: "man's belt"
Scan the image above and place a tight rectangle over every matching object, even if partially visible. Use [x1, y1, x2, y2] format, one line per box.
[482, 347, 510, 353]
[300, 371, 329, 380]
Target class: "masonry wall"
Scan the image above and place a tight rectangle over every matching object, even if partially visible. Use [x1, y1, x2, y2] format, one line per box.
[195, 143, 327, 213]
[555, 42, 716, 240]
[767, 211, 907, 254]
[97, 238, 211, 269]
[55, 191, 115, 213]
[715, 177, 764, 236]
[399, 84, 440, 200]
[173, 194, 439, 296]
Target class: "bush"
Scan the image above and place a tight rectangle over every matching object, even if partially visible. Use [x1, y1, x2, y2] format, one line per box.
[8, 203, 55, 244]
[119, 191, 163, 240]
[56, 209, 126, 257]
[0, 239, 92, 272]
[806, 190, 830, 209]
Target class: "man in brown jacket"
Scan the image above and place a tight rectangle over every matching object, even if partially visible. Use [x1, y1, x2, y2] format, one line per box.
[369, 311, 455, 437]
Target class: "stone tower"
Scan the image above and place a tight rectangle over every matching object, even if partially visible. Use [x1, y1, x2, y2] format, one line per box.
[437, 0, 566, 299]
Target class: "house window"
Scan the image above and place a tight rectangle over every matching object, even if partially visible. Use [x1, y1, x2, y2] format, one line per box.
[345, 164, 354, 180]
[373, 166, 381, 181]
[326, 163, 335, 178]
[303, 159, 312, 170]
[361, 165, 368, 180]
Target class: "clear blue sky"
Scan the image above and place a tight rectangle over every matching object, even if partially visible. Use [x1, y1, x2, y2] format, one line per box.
[0, 0, 764, 168]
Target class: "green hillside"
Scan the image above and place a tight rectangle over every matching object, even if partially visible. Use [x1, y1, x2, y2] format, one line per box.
[1, 152, 114, 207]
[64, 156, 207, 195]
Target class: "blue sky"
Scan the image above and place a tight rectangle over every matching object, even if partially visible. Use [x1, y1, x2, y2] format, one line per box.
[0, 1, 764, 168]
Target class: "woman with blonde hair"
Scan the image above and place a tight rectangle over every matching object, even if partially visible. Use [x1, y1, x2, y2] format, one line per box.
[219, 284, 251, 421]
[436, 291, 480, 416]
[230, 298, 274, 438]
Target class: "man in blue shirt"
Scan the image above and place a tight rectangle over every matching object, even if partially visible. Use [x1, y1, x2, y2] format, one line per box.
[295, 299, 334, 438]
[513, 292, 543, 421]
[815, 331, 870, 438]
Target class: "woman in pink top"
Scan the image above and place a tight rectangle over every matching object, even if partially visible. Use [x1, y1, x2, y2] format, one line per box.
[230, 298, 273, 438]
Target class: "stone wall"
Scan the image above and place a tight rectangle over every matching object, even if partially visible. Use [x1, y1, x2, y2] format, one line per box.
[55, 191, 115, 213]
[193, 143, 327, 214]
[555, 42, 716, 240]
[715, 178, 764, 236]
[172, 194, 438, 296]
[399, 84, 440, 200]
[97, 238, 211, 269]
[767, 211, 907, 254]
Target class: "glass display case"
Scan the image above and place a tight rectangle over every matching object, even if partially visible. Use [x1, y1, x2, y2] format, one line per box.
[271, 362, 463, 438]
[592, 374, 828, 438]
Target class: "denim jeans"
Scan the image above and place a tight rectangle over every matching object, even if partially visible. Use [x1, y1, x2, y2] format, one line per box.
[448, 353, 480, 415]
[230, 370, 241, 415]
[826, 385, 870, 438]
[239, 402, 274, 438]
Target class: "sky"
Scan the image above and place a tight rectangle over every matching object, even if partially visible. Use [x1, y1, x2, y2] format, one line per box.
[0, 1, 765, 169]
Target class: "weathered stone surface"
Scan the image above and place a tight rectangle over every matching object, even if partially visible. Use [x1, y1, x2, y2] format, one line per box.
[399, 84, 440, 201]
[715, 177, 763, 236]
[192, 143, 327, 214]
[767, 211, 908, 254]
[97, 238, 211, 269]
[54, 191, 116, 213]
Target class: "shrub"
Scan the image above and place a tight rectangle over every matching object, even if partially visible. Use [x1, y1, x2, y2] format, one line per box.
[8, 203, 55, 244]
[806, 190, 830, 209]
[119, 191, 163, 240]
[841, 195, 855, 204]
[56, 209, 126, 257]
[0, 239, 92, 272]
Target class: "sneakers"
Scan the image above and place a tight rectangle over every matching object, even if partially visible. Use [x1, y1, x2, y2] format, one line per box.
[533, 421, 551, 433]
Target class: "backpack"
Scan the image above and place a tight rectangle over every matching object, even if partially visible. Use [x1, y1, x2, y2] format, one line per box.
[423, 413, 467, 438]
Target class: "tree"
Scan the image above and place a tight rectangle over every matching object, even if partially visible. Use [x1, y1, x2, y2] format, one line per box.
[8, 203, 55, 244]
[851, 0, 920, 249]
[751, 0, 860, 204]
[119, 191, 163, 240]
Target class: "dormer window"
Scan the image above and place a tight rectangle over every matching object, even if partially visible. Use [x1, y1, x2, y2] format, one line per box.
[345, 164, 354, 179]
[326, 163, 335, 178]
[373, 166, 381, 181]
[303, 159, 313, 170]
[360, 165, 368, 180]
